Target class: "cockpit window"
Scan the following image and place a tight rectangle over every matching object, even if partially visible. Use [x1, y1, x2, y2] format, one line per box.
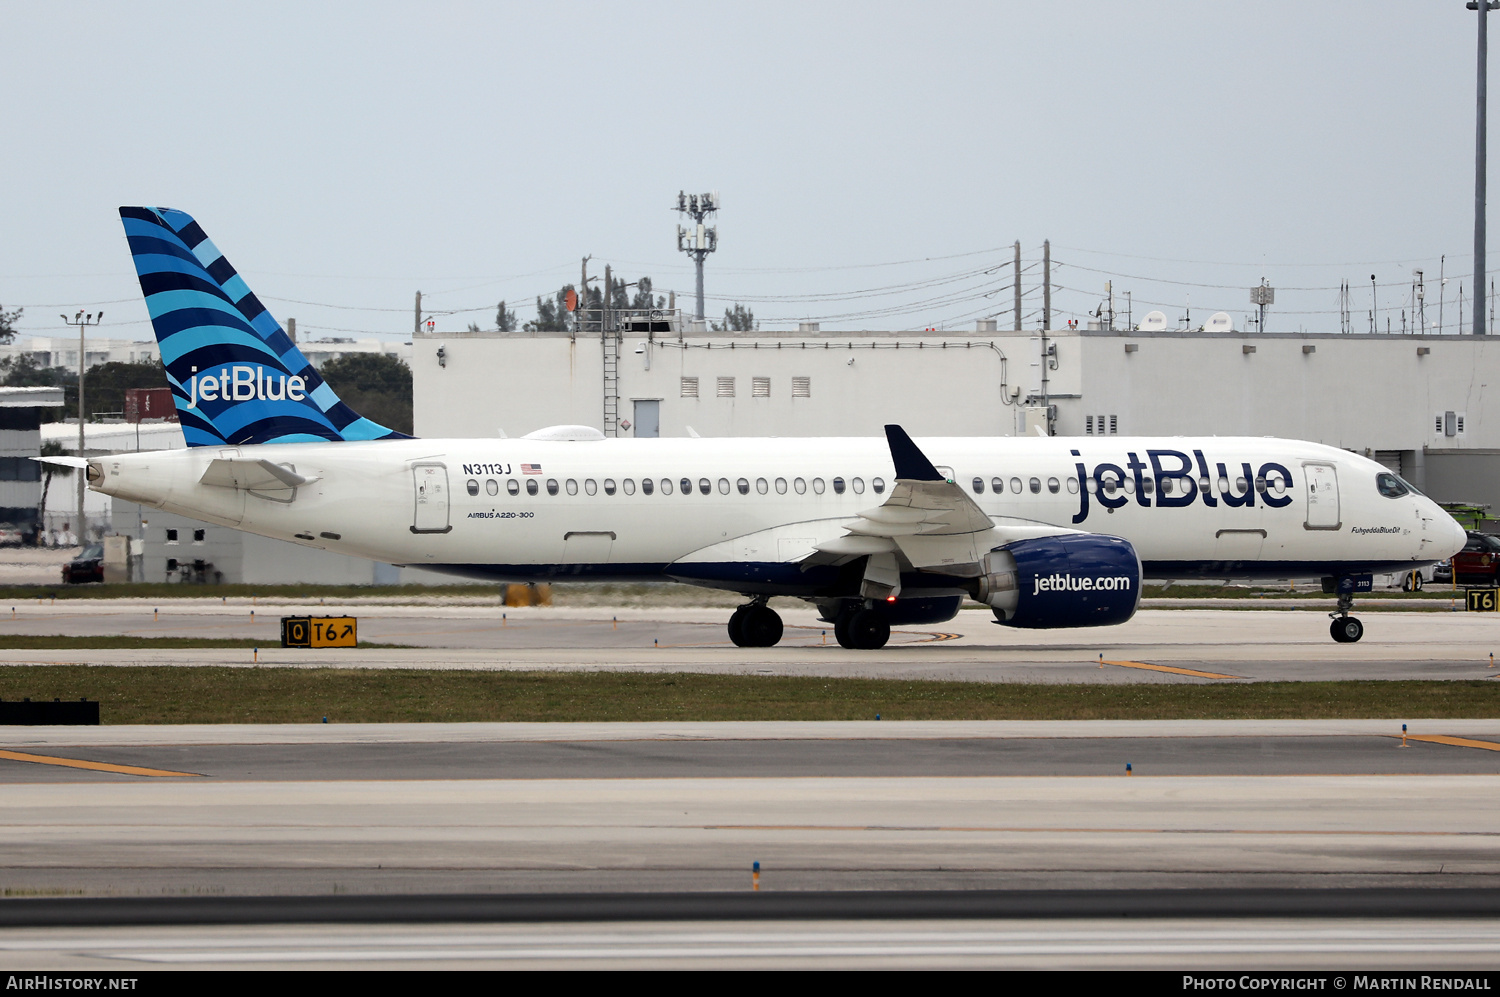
[1375, 472, 1410, 498]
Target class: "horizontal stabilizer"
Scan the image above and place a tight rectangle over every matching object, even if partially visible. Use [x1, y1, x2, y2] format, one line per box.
[199, 458, 317, 491]
[33, 455, 90, 469]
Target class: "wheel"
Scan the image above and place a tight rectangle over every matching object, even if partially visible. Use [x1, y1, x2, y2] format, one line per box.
[847, 609, 891, 650]
[834, 611, 856, 649]
[1330, 616, 1364, 643]
[1402, 574, 1413, 592]
[727, 607, 750, 647]
[1414, 574, 1424, 591]
[741, 606, 783, 647]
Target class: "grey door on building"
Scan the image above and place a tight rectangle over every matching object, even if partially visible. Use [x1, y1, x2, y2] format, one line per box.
[633, 400, 660, 438]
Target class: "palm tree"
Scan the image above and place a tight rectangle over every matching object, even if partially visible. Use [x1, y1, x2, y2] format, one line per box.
[38, 439, 71, 545]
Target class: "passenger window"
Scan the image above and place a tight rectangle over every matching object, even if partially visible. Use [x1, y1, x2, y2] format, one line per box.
[1066, 477, 1079, 494]
[1086, 477, 1099, 494]
[991, 477, 1003, 493]
[1102, 475, 1119, 496]
[1010, 477, 1022, 493]
[972, 477, 984, 494]
[812, 478, 825, 494]
[604, 479, 616, 495]
[851, 477, 864, 494]
[623, 478, 636, 495]
[794, 477, 807, 494]
[486, 479, 499, 496]
[775, 477, 788, 494]
[526, 479, 538, 496]
[508, 479, 520, 496]
[1144, 478, 1156, 495]
[466, 479, 479, 497]
[1254, 476, 1267, 493]
[565, 479, 578, 496]
[680, 478, 692, 495]
[1047, 477, 1060, 494]
[642, 478, 654, 495]
[1236, 477, 1248, 492]
[1029, 477, 1041, 494]
[660, 478, 672, 495]
[1123, 477, 1135, 495]
[585, 479, 597, 496]
[737, 478, 750, 495]
[1217, 476, 1229, 492]
[546, 479, 559, 496]
[699, 478, 711, 495]
[833, 477, 845, 494]
[756, 477, 768, 494]
[1159, 478, 1171, 495]
[717, 478, 730, 495]
[872, 477, 885, 494]
[1198, 475, 1211, 493]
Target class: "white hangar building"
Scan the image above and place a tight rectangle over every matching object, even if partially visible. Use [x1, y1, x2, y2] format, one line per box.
[413, 320, 1500, 519]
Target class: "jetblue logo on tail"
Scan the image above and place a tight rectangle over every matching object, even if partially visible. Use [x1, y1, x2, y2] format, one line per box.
[118, 206, 407, 447]
[187, 366, 308, 407]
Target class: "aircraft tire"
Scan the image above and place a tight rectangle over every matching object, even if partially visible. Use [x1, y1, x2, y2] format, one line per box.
[742, 606, 783, 647]
[834, 612, 856, 649]
[1330, 617, 1364, 643]
[847, 609, 891, 650]
[727, 607, 750, 647]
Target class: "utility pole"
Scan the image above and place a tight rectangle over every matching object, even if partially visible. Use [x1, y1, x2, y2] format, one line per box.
[1013, 241, 1022, 331]
[1441, 255, 1448, 333]
[61, 310, 102, 546]
[1370, 274, 1378, 334]
[580, 256, 591, 336]
[676, 190, 719, 323]
[1042, 239, 1052, 330]
[414, 291, 421, 338]
[1471, 0, 1499, 333]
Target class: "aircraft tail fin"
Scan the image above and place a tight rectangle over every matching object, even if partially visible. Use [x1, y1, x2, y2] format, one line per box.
[117, 206, 408, 447]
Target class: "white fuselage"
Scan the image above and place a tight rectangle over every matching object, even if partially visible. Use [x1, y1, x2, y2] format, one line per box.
[85, 434, 1464, 587]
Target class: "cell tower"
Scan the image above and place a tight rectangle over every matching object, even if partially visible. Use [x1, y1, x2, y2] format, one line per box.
[676, 190, 719, 322]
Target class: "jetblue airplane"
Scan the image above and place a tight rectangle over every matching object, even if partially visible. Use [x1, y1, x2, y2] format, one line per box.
[51, 207, 1467, 647]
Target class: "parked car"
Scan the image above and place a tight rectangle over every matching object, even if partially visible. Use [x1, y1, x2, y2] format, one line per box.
[1380, 564, 1437, 591]
[61, 544, 104, 584]
[0, 523, 23, 547]
[1450, 532, 1500, 587]
[1433, 559, 1453, 584]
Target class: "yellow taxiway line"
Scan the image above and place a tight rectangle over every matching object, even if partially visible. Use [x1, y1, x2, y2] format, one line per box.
[1099, 659, 1244, 680]
[0, 748, 200, 778]
[1404, 734, 1500, 752]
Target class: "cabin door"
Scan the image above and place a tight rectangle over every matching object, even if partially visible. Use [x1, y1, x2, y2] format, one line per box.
[411, 463, 452, 534]
[1302, 462, 1341, 530]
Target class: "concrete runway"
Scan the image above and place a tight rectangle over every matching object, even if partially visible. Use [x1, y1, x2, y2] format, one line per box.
[1, 600, 1499, 682]
[4, 720, 1500, 967]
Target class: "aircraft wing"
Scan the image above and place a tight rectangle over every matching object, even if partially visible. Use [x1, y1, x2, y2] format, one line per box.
[810, 425, 1077, 575]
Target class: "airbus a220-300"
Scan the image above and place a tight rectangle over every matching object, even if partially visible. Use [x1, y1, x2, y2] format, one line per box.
[46, 207, 1467, 647]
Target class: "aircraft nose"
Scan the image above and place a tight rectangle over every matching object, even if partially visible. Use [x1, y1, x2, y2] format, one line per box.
[1441, 509, 1467, 557]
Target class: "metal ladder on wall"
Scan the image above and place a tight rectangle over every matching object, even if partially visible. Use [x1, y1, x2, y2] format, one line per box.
[602, 325, 620, 437]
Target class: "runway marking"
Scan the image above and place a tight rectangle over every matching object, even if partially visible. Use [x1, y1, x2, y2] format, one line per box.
[1403, 734, 1500, 752]
[0, 749, 200, 778]
[1099, 659, 1243, 680]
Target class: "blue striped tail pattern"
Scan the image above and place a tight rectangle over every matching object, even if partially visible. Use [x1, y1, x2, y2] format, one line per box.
[118, 206, 407, 447]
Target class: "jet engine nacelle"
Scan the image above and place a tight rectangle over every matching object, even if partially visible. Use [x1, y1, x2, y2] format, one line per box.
[973, 533, 1141, 629]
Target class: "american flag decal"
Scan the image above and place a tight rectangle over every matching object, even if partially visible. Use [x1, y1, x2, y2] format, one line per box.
[521, 464, 543, 474]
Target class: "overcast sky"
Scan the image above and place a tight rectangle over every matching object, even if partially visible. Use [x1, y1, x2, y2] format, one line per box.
[0, 2, 1491, 341]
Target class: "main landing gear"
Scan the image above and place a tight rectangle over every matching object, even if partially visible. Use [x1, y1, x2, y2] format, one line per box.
[728, 600, 783, 647]
[1329, 589, 1365, 643]
[834, 603, 891, 650]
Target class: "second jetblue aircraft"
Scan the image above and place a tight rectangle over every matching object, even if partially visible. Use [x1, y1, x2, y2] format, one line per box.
[58, 207, 1465, 648]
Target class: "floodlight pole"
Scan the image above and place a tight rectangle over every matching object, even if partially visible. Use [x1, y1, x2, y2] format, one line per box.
[1473, 0, 1499, 334]
[61, 310, 102, 546]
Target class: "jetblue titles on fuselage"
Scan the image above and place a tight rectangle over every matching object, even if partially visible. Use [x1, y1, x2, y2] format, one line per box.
[1070, 448, 1294, 525]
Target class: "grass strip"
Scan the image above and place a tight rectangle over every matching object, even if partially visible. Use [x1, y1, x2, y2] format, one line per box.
[0, 637, 403, 650]
[0, 666, 1496, 723]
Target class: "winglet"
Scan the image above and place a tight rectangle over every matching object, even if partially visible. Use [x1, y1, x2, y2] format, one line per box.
[884, 424, 943, 481]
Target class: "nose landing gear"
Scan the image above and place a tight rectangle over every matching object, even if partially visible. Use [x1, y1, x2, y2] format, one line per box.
[1329, 589, 1364, 643]
[728, 600, 784, 647]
